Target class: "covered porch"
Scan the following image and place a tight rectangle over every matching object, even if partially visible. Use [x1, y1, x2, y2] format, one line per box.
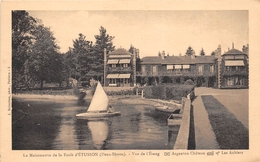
[106, 73, 131, 87]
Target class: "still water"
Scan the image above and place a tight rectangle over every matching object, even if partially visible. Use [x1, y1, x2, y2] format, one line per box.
[12, 96, 179, 150]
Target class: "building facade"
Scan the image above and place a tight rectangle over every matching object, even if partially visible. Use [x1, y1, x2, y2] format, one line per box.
[104, 48, 138, 87]
[138, 51, 216, 87]
[138, 45, 249, 89]
[216, 44, 249, 89]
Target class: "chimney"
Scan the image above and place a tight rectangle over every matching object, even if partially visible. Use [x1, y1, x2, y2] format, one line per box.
[217, 45, 221, 61]
[242, 44, 249, 55]
[161, 51, 165, 59]
[232, 42, 234, 49]
[136, 49, 140, 58]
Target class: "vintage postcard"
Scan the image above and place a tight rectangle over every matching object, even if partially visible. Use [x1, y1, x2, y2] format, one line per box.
[1, 0, 260, 162]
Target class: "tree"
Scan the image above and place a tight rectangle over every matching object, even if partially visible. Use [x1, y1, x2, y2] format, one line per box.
[70, 33, 93, 81]
[129, 45, 141, 71]
[27, 24, 61, 88]
[185, 46, 195, 56]
[211, 51, 216, 56]
[200, 48, 205, 56]
[12, 11, 37, 88]
[90, 26, 115, 80]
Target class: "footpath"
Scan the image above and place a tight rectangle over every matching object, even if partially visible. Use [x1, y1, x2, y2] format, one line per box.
[192, 87, 249, 149]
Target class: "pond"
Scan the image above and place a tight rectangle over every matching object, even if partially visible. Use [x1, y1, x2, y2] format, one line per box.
[12, 96, 179, 150]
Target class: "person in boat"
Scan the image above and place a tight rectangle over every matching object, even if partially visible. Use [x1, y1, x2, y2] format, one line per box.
[107, 105, 114, 113]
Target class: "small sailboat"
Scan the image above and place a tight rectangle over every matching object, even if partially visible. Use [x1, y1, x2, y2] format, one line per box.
[76, 81, 121, 118]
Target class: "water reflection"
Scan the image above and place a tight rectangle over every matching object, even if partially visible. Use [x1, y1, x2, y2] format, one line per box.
[12, 97, 179, 150]
[88, 120, 109, 149]
[167, 126, 180, 147]
[53, 106, 80, 150]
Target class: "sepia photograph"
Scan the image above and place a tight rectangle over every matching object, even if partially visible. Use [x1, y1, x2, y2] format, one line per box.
[1, 1, 260, 162]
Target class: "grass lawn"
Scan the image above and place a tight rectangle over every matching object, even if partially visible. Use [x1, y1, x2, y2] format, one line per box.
[201, 95, 248, 149]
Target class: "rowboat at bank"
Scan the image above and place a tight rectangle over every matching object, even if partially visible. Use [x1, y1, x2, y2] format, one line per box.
[155, 106, 181, 113]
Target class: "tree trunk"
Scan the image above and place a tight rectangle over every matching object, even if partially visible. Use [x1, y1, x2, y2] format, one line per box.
[40, 80, 44, 89]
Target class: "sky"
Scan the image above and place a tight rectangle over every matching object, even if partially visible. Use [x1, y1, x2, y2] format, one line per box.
[28, 10, 248, 58]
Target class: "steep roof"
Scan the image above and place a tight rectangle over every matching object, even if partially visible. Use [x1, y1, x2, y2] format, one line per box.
[141, 56, 162, 64]
[195, 55, 216, 64]
[141, 55, 215, 65]
[223, 48, 247, 56]
[109, 48, 132, 55]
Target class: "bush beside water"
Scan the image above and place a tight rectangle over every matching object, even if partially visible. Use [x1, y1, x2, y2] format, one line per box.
[144, 84, 195, 100]
[14, 84, 195, 101]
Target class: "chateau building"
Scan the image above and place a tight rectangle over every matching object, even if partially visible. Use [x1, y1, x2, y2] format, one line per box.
[138, 51, 216, 87]
[137, 44, 249, 89]
[216, 44, 249, 89]
[104, 48, 138, 87]
[102, 44, 249, 89]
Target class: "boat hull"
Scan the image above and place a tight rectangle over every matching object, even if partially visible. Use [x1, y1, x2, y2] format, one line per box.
[155, 106, 180, 113]
[76, 111, 121, 118]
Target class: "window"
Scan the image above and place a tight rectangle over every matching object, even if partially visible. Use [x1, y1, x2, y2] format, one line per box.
[124, 78, 129, 84]
[210, 65, 214, 73]
[198, 65, 203, 73]
[110, 78, 116, 84]
[123, 63, 128, 67]
[152, 66, 157, 74]
[142, 66, 146, 73]
[112, 64, 116, 68]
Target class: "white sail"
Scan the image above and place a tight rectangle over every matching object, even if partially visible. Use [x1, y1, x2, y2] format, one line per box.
[88, 120, 109, 149]
[87, 81, 109, 112]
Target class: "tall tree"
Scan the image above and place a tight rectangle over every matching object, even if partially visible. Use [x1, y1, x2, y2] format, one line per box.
[200, 48, 205, 56]
[71, 33, 93, 81]
[28, 24, 61, 88]
[185, 46, 195, 56]
[129, 45, 141, 71]
[90, 26, 115, 80]
[12, 11, 37, 88]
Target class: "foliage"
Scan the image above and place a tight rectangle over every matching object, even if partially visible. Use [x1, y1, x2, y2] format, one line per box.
[12, 11, 116, 89]
[144, 84, 195, 100]
[202, 95, 248, 149]
[200, 48, 205, 56]
[27, 24, 61, 88]
[12, 11, 37, 88]
[69, 33, 93, 80]
[12, 11, 63, 89]
[184, 79, 194, 85]
[185, 46, 195, 56]
[129, 45, 141, 71]
[211, 51, 216, 56]
[90, 26, 115, 79]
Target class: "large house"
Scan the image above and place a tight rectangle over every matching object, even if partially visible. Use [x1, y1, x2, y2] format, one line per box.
[216, 44, 249, 89]
[137, 51, 216, 87]
[103, 48, 138, 87]
[102, 44, 249, 89]
[137, 44, 249, 89]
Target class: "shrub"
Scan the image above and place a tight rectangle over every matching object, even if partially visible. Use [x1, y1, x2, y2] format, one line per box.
[144, 84, 195, 100]
[184, 79, 194, 85]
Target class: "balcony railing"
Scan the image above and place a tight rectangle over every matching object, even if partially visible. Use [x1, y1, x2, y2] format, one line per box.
[222, 70, 248, 76]
[108, 67, 131, 72]
[136, 71, 215, 77]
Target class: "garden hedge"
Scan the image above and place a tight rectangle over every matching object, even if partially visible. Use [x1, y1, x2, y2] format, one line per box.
[143, 84, 195, 100]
